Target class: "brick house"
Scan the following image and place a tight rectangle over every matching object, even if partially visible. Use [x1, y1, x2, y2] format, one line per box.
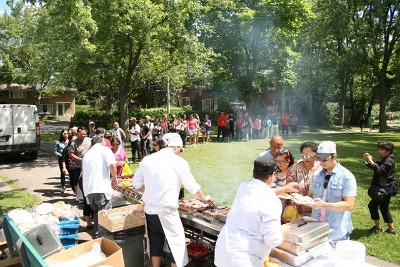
[0, 83, 76, 117]
[178, 77, 286, 116]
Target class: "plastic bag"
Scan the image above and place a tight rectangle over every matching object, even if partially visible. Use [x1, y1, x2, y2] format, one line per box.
[121, 163, 133, 177]
[282, 204, 299, 222]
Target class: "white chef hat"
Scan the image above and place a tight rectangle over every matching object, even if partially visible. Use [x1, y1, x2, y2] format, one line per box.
[162, 133, 183, 148]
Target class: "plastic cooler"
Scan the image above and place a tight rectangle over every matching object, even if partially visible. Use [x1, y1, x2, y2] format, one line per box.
[58, 217, 79, 249]
[187, 242, 214, 267]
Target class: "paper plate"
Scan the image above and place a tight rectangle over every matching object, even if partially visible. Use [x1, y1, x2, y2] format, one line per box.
[277, 194, 292, 200]
[291, 197, 314, 206]
[35, 203, 54, 215]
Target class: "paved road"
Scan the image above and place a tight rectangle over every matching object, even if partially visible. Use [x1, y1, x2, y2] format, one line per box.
[0, 140, 95, 242]
[1, 121, 400, 266]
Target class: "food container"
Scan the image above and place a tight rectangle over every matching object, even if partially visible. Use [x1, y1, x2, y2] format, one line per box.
[270, 247, 313, 267]
[284, 221, 331, 243]
[278, 230, 331, 255]
[335, 240, 366, 265]
[272, 240, 332, 266]
[23, 224, 64, 258]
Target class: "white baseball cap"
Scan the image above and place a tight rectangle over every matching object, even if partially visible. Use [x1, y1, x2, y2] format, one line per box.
[162, 133, 183, 148]
[317, 141, 336, 154]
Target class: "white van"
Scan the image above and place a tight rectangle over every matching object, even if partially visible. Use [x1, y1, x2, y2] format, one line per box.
[0, 104, 41, 159]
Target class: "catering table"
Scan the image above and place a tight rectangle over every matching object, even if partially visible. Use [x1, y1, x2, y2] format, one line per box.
[281, 254, 376, 267]
[113, 186, 375, 267]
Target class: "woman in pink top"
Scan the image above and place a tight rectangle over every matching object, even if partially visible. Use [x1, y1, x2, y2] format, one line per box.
[187, 114, 198, 147]
[110, 137, 127, 176]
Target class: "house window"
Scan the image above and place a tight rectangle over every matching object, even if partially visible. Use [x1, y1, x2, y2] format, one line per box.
[38, 104, 53, 115]
[9, 91, 27, 98]
[202, 98, 215, 112]
[183, 97, 190, 106]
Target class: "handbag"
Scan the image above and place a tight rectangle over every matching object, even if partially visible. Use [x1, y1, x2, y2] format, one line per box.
[121, 162, 133, 177]
[368, 184, 388, 201]
[282, 203, 299, 222]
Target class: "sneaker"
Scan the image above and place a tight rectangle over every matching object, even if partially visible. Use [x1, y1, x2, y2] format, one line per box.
[385, 229, 397, 236]
[368, 226, 383, 233]
[76, 199, 84, 204]
[61, 187, 66, 193]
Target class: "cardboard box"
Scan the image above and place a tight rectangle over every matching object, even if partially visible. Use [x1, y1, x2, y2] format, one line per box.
[44, 238, 124, 267]
[0, 256, 22, 267]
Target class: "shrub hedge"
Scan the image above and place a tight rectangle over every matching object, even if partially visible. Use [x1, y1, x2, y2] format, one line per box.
[70, 105, 225, 129]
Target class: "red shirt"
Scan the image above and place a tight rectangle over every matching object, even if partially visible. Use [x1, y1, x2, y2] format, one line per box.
[282, 114, 289, 126]
[217, 114, 228, 127]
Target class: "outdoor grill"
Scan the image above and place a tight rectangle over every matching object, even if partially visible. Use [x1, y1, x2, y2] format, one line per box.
[113, 187, 226, 249]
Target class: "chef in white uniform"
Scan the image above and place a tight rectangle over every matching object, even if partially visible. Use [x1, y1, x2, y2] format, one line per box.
[214, 157, 287, 267]
[133, 133, 211, 267]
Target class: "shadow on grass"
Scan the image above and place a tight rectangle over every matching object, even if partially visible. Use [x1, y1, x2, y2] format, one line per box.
[351, 228, 375, 240]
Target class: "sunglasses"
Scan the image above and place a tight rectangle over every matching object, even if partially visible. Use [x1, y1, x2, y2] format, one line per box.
[301, 153, 316, 159]
[323, 174, 331, 188]
[276, 160, 288, 164]
[316, 155, 333, 161]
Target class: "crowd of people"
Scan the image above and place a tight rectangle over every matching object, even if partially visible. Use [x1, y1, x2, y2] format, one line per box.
[53, 113, 397, 267]
[126, 111, 299, 159]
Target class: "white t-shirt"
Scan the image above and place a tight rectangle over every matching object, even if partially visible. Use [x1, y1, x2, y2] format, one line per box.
[144, 122, 154, 140]
[133, 148, 201, 214]
[130, 124, 141, 142]
[82, 143, 117, 198]
[214, 179, 283, 266]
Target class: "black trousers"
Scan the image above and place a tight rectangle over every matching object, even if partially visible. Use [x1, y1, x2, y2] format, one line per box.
[217, 126, 224, 141]
[131, 141, 142, 162]
[57, 157, 66, 187]
[368, 194, 393, 223]
[145, 214, 176, 264]
[78, 171, 94, 218]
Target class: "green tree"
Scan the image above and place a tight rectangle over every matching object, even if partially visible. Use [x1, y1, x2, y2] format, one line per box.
[197, 0, 311, 106]
[356, 1, 400, 132]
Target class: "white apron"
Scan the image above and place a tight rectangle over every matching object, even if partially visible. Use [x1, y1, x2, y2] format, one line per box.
[158, 209, 189, 267]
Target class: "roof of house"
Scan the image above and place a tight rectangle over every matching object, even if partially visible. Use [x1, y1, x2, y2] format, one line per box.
[0, 83, 77, 92]
[0, 83, 35, 91]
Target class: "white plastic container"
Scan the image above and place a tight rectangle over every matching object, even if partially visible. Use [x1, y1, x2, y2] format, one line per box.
[335, 240, 365, 266]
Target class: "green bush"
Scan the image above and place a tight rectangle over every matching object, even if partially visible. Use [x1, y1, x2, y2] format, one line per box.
[70, 105, 195, 129]
[129, 106, 193, 120]
[70, 110, 116, 129]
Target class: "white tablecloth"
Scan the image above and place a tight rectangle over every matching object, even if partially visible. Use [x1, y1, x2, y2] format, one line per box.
[280, 253, 376, 267]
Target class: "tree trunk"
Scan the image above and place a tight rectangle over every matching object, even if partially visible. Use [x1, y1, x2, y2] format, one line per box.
[339, 77, 346, 126]
[119, 90, 129, 130]
[349, 76, 354, 124]
[105, 85, 114, 115]
[377, 71, 387, 133]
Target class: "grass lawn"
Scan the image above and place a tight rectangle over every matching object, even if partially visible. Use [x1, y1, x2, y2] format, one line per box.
[0, 176, 41, 225]
[129, 131, 400, 264]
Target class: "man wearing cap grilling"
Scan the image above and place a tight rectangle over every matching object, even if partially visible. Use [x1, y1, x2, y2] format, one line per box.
[306, 141, 357, 243]
[133, 133, 212, 267]
[214, 157, 291, 267]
